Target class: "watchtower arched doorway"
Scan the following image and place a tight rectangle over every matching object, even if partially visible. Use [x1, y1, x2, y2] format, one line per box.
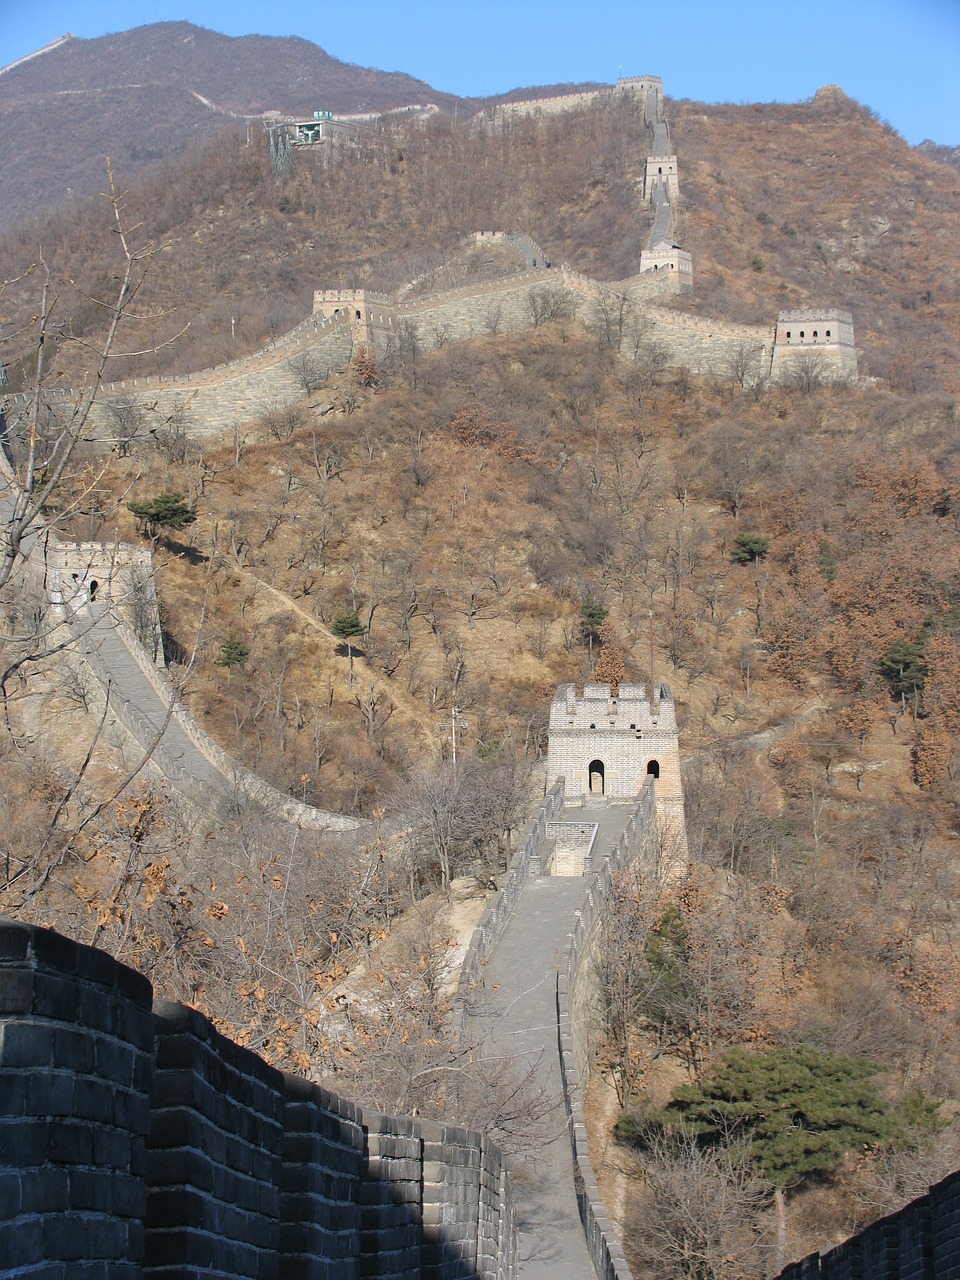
[646, 759, 660, 780]
[588, 759, 605, 796]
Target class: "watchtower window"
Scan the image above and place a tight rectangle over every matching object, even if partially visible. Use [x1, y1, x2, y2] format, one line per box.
[825, 329, 831, 338]
[646, 759, 660, 779]
[799, 331, 805, 339]
[589, 723, 596, 730]
[786, 331, 791, 339]
[355, 310, 361, 320]
[813, 330, 819, 338]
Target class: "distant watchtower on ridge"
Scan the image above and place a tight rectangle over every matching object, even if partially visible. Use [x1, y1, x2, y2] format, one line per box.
[546, 682, 689, 874]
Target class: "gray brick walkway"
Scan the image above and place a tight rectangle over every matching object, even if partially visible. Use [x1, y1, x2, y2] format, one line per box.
[467, 806, 634, 1279]
[77, 602, 236, 809]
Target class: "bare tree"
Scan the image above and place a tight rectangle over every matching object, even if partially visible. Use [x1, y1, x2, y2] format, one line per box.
[104, 395, 146, 457]
[288, 350, 329, 395]
[625, 1130, 771, 1280]
[1, 164, 181, 596]
[781, 350, 825, 394]
[526, 285, 576, 327]
[727, 340, 761, 392]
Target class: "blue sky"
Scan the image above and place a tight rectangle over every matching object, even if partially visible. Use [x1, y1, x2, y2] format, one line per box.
[3, 0, 959, 146]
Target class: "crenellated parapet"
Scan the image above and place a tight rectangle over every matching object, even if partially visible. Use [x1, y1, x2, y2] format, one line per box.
[639, 238, 694, 285]
[45, 538, 164, 664]
[643, 154, 679, 201]
[0, 917, 519, 1279]
[0, 71, 861, 445]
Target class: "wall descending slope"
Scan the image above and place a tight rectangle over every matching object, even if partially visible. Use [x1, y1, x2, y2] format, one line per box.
[774, 1171, 960, 1280]
[0, 917, 518, 1280]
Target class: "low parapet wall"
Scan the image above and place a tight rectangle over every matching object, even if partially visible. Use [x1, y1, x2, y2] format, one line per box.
[0, 917, 518, 1279]
[451, 780, 566, 1034]
[556, 782, 659, 1280]
[0, 242, 856, 448]
[774, 1171, 960, 1280]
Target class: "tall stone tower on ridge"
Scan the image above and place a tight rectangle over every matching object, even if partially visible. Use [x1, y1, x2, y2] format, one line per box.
[545, 682, 689, 875]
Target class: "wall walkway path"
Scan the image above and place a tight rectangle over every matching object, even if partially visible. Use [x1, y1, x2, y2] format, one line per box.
[464, 804, 636, 1279]
[0, 472, 358, 834]
[68, 594, 360, 832]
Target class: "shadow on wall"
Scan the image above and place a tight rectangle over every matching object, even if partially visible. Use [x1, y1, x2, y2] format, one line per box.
[772, 1168, 960, 1280]
[0, 917, 517, 1279]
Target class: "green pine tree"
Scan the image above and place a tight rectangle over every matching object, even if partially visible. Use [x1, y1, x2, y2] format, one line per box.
[580, 601, 608, 659]
[127, 492, 197, 543]
[216, 634, 250, 668]
[331, 610, 366, 685]
[880, 637, 927, 701]
[731, 533, 770, 564]
[657, 1044, 897, 1267]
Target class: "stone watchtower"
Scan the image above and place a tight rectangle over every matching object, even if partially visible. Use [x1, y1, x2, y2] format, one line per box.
[770, 309, 858, 381]
[545, 682, 688, 871]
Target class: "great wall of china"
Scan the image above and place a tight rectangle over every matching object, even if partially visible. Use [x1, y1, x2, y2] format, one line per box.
[0, 76, 857, 450]
[0, 73, 909, 1280]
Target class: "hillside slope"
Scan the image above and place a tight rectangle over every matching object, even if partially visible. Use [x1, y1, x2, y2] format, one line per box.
[0, 22, 471, 232]
[2, 59, 960, 1269]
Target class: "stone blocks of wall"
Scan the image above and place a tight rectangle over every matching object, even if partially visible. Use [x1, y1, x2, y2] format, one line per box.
[450, 781, 566, 1034]
[146, 1000, 284, 1279]
[47, 539, 165, 667]
[771, 309, 858, 382]
[1, 317, 355, 443]
[643, 155, 678, 200]
[544, 820, 598, 875]
[0, 918, 518, 1280]
[5, 232, 853, 447]
[279, 1074, 363, 1279]
[545, 682, 682, 801]
[0, 918, 154, 1280]
[774, 1170, 960, 1280]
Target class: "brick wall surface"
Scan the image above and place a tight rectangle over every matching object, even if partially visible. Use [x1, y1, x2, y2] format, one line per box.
[0, 918, 518, 1280]
[146, 1000, 284, 1280]
[279, 1074, 363, 1280]
[0, 919, 154, 1280]
[772, 1169, 960, 1280]
[0, 251, 854, 445]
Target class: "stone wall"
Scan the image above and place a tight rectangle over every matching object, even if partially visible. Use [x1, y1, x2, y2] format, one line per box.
[0, 916, 518, 1280]
[774, 1170, 960, 1280]
[555, 782, 659, 1280]
[46, 539, 164, 667]
[544, 820, 599, 876]
[770, 308, 858, 382]
[0, 65, 859, 445]
[1, 256, 854, 448]
[546, 681, 683, 804]
[643, 154, 679, 200]
[0, 312, 355, 444]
